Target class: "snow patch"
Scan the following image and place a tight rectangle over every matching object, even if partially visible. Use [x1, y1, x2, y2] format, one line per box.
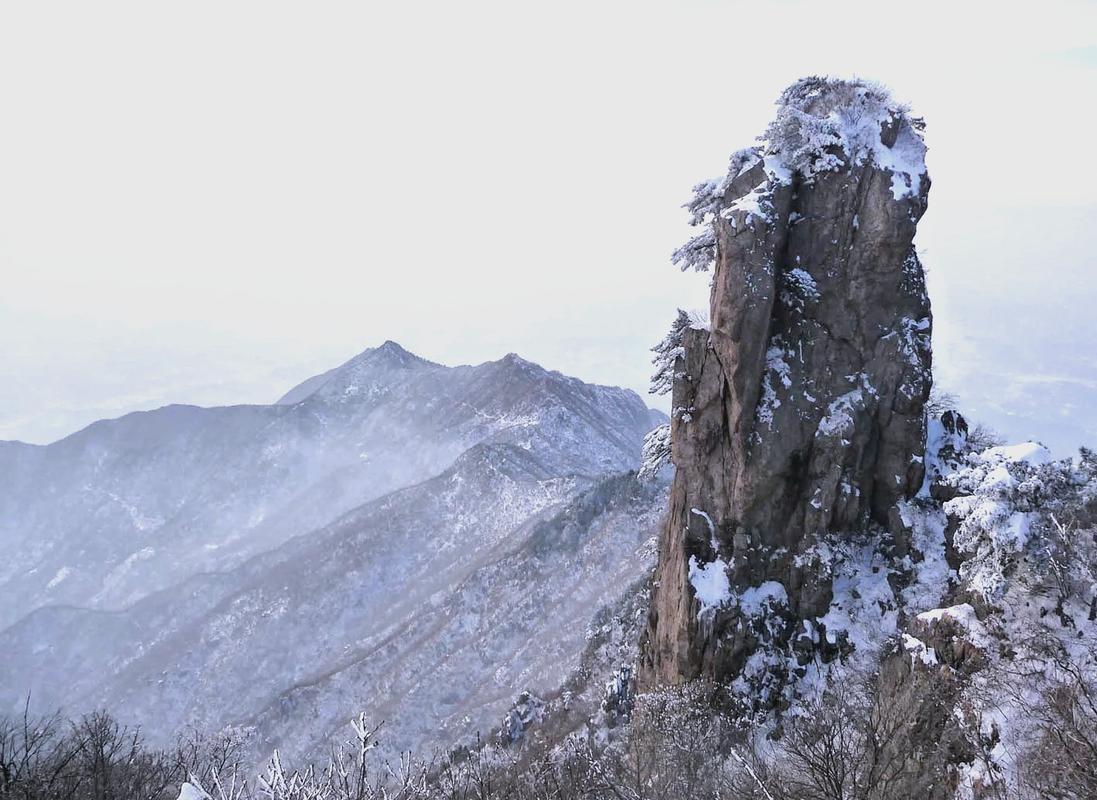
[758, 346, 792, 429]
[902, 633, 939, 666]
[815, 541, 898, 653]
[917, 603, 990, 648]
[688, 556, 731, 611]
[738, 581, 788, 616]
[177, 782, 211, 800]
[46, 566, 71, 589]
[816, 389, 863, 438]
[980, 442, 1053, 467]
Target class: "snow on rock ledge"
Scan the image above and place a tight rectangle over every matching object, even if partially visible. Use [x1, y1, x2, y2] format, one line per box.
[978, 441, 1053, 467]
[764, 77, 927, 199]
[688, 556, 731, 612]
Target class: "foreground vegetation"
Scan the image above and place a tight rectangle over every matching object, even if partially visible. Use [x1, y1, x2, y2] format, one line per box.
[3, 652, 1096, 800]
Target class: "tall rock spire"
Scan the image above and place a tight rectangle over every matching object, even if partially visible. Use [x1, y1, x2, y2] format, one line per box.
[641, 78, 933, 689]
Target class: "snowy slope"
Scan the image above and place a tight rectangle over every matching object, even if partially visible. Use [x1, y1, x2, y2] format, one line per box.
[0, 450, 665, 764]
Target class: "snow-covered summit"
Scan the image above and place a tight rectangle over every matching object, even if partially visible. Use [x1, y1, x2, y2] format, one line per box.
[763, 76, 927, 194]
[497, 352, 538, 369]
[276, 340, 437, 405]
[673, 76, 927, 274]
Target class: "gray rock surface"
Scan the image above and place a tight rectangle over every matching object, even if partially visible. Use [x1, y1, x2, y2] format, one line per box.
[642, 78, 934, 687]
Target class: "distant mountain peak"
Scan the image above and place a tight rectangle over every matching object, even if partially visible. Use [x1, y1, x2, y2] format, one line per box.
[373, 339, 416, 359]
[276, 341, 435, 405]
[496, 352, 539, 370]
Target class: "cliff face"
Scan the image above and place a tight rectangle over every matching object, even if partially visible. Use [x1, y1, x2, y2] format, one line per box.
[642, 78, 933, 687]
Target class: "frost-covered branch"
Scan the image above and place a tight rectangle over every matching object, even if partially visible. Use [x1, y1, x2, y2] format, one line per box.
[650, 310, 708, 396]
[670, 228, 716, 273]
[649, 311, 690, 396]
[638, 424, 671, 481]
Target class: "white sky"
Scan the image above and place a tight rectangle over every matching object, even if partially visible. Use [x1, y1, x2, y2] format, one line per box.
[2, 0, 1095, 452]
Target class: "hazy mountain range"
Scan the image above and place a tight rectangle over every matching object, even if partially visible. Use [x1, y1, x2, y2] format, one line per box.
[0, 343, 667, 762]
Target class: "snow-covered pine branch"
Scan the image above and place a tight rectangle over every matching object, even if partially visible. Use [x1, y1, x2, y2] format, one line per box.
[650, 310, 707, 396]
[670, 148, 760, 273]
[671, 228, 716, 273]
[650, 311, 690, 396]
[638, 424, 671, 481]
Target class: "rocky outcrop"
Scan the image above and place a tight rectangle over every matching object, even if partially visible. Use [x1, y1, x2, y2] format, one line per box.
[641, 78, 933, 688]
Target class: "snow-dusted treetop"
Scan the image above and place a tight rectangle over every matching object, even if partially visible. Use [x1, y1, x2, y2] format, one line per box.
[673, 76, 927, 272]
[764, 76, 926, 189]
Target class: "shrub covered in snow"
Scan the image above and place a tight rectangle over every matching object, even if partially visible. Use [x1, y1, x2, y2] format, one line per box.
[942, 441, 1092, 601]
[763, 76, 926, 192]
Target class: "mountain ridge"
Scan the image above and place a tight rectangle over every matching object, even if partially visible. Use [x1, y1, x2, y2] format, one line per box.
[0, 342, 656, 628]
[0, 340, 668, 766]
